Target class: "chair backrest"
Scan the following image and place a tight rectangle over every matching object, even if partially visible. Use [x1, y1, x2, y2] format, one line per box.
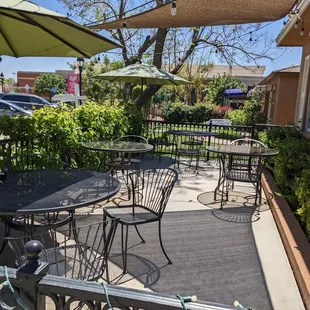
[230, 138, 266, 147]
[206, 119, 232, 126]
[114, 135, 148, 144]
[5, 153, 67, 171]
[6, 219, 119, 282]
[129, 168, 178, 218]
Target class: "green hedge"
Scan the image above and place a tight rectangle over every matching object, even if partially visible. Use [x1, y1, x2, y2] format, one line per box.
[259, 127, 310, 237]
[226, 98, 266, 126]
[162, 102, 215, 123]
[0, 101, 133, 169]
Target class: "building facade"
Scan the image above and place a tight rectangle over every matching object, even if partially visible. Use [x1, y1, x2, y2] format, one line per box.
[251, 66, 300, 125]
[277, 0, 310, 136]
[16, 70, 74, 97]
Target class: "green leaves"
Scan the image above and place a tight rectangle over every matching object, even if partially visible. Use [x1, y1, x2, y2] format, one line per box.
[0, 101, 131, 169]
[34, 73, 66, 98]
[205, 74, 246, 105]
[263, 127, 310, 237]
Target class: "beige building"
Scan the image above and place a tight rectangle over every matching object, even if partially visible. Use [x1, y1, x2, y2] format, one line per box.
[277, 0, 310, 136]
[206, 65, 266, 88]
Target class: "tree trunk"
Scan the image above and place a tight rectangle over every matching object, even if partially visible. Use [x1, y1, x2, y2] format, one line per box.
[135, 85, 161, 110]
[135, 28, 168, 110]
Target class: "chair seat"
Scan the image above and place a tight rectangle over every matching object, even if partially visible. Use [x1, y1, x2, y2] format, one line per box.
[113, 158, 141, 164]
[104, 205, 158, 225]
[155, 141, 176, 147]
[181, 141, 203, 146]
[177, 148, 199, 155]
[225, 169, 260, 182]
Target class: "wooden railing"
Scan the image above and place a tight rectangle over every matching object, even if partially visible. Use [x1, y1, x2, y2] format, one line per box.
[0, 241, 235, 310]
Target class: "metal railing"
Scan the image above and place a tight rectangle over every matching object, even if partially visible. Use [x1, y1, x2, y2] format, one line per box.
[143, 120, 293, 160]
[0, 241, 235, 310]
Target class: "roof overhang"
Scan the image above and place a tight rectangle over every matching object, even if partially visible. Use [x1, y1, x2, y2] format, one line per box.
[277, 0, 310, 46]
[248, 84, 277, 96]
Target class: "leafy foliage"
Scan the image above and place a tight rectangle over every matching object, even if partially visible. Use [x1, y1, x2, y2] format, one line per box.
[153, 87, 176, 104]
[260, 127, 310, 237]
[162, 102, 215, 123]
[80, 56, 124, 103]
[0, 102, 131, 169]
[34, 73, 66, 99]
[205, 74, 246, 105]
[226, 98, 266, 125]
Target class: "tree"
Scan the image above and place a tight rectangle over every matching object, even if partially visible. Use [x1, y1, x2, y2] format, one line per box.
[34, 73, 66, 100]
[4, 77, 14, 84]
[81, 56, 124, 103]
[59, 0, 282, 109]
[205, 74, 247, 105]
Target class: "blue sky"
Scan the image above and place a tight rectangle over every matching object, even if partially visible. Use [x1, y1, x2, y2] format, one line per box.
[0, 0, 302, 80]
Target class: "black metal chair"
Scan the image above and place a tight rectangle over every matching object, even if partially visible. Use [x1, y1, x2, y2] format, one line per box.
[6, 219, 119, 283]
[105, 135, 148, 176]
[151, 125, 177, 162]
[175, 137, 202, 172]
[103, 168, 178, 273]
[112, 135, 148, 170]
[220, 139, 267, 209]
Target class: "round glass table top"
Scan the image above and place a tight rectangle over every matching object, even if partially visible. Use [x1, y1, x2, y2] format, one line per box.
[206, 145, 278, 157]
[82, 140, 154, 153]
[0, 169, 120, 215]
[166, 130, 219, 137]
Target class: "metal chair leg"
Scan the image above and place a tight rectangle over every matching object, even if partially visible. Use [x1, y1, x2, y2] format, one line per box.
[158, 220, 172, 265]
[121, 225, 129, 274]
[220, 177, 225, 210]
[135, 225, 145, 243]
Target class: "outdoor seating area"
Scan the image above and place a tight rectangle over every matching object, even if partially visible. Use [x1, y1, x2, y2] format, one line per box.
[0, 133, 304, 310]
[0, 0, 309, 309]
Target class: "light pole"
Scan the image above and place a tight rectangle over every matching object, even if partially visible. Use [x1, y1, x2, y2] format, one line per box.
[77, 58, 84, 97]
[0, 73, 4, 92]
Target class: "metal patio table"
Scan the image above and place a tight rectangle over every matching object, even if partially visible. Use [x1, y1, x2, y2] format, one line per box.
[166, 130, 219, 171]
[0, 169, 120, 237]
[165, 130, 219, 138]
[205, 145, 278, 203]
[82, 140, 154, 172]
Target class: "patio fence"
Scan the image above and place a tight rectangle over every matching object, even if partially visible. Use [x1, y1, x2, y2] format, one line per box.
[142, 120, 292, 160]
[0, 241, 235, 310]
[0, 121, 294, 168]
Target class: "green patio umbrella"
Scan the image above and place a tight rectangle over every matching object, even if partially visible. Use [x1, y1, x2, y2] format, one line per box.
[0, 0, 120, 58]
[93, 63, 192, 89]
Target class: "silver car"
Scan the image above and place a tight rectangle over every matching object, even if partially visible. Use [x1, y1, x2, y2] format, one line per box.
[0, 93, 57, 110]
[0, 99, 32, 116]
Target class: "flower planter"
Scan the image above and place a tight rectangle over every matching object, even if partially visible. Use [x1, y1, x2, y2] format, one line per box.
[262, 170, 310, 310]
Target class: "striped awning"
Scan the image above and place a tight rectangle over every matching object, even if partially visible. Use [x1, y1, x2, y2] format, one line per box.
[91, 0, 297, 29]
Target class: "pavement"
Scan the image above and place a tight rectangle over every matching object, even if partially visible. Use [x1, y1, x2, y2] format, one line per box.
[96, 156, 305, 310]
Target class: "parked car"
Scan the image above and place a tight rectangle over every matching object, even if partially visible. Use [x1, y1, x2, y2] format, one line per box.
[0, 93, 57, 110]
[0, 99, 32, 116]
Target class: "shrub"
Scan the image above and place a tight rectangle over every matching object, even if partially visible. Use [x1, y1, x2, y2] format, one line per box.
[187, 104, 214, 123]
[122, 101, 144, 135]
[74, 101, 128, 141]
[226, 98, 266, 126]
[213, 106, 232, 119]
[0, 102, 131, 169]
[262, 127, 310, 237]
[162, 102, 215, 123]
[294, 170, 310, 236]
[162, 102, 189, 122]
